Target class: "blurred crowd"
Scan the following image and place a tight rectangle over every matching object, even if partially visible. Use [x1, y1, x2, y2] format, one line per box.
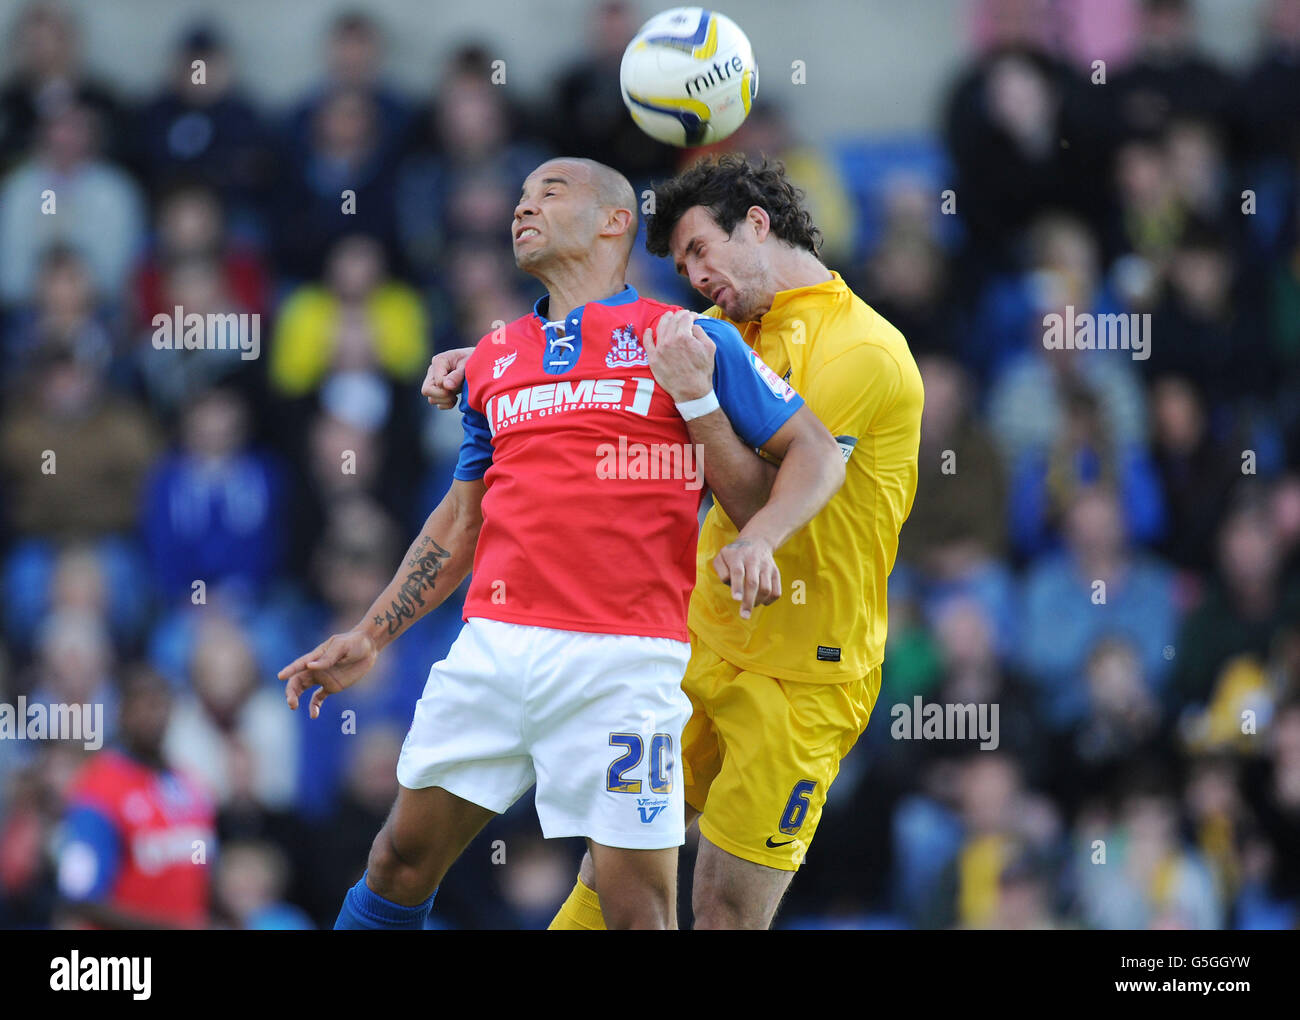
[0, 0, 1298, 929]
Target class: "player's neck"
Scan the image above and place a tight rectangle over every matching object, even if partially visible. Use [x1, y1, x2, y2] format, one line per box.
[535, 262, 628, 323]
[767, 247, 834, 301]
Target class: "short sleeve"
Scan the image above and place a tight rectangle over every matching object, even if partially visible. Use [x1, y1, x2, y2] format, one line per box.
[57, 805, 121, 902]
[452, 386, 493, 481]
[699, 317, 804, 449]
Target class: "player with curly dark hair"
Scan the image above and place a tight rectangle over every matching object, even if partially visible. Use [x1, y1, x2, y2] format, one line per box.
[547, 153, 924, 929]
[427, 155, 923, 929]
[645, 153, 823, 261]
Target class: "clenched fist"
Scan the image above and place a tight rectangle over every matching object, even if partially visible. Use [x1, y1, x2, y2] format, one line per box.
[642, 309, 715, 403]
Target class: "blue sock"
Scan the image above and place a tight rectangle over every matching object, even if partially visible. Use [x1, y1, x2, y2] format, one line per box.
[334, 871, 437, 930]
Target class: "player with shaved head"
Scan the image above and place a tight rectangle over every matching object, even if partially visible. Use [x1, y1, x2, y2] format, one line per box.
[280, 156, 846, 929]
[430, 154, 923, 930]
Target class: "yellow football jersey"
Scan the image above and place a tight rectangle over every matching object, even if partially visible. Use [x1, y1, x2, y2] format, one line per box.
[691, 271, 923, 683]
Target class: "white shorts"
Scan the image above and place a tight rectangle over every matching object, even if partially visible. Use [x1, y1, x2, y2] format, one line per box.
[396, 617, 692, 849]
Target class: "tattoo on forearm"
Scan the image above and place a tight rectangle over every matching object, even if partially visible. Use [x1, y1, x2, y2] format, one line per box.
[372, 538, 452, 635]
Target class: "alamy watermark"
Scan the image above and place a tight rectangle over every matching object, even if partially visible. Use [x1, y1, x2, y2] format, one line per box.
[595, 436, 705, 491]
[890, 697, 1000, 750]
[151, 306, 261, 360]
[1043, 305, 1150, 361]
[0, 698, 103, 750]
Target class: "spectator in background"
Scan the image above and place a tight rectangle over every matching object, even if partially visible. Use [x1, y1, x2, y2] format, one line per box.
[1182, 754, 1249, 919]
[304, 725, 403, 925]
[1008, 383, 1166, 558]
[274, 88, 399, 280]
[213, 840, 312, 930]
[857, 231, 956, 361]
[897, 356, 1017, 656]
[548, 1, 678, 183]
[133, 250, 259, 413]
[290, 498, 461, 819]
[2, 245, 116, 382]
[271, 233, 424, 399]
[0, 99, 145, 307]
[0, 744, 79, 927]
[286, 10, 413, 171]
[1145, 218, 1274, 413]
[424, 238, 532, 353]
[1239, 699, 1300, 913]
[1239, 0, 1300, 165]
[1018, 485, 1177, 728]
[133, 181, 269, 327]
[21, 609, 119, 750]
[268, 236, 428, 526]
[1164, 117, 1234, 227]
[0, 1, 121, 168]
[3, 538, 148, 667]
[910, 754, 1062, 928]
[944, 40, 1107, 272]
[1172, 494, 1300, 712]
[284, 407, 386, 575]
[0, 337, 157, 540]
[55, 666, 215, 930]
[396, 48, 550, 283]
[1075, 785, 1222, 928]
[987, 846, 1065, 929]
[987, 216, 1149, 471]
[976, 211, 1131, 385]
[1149, 375, 1241, 573]
[140, 385, 286, 604]
[1108, 132, 1185, 288]
[129, 25, 274, 227]
[1049, 639, 1168, 817]
[163, 616, 299, 812]
[1109, 0, 1236, 142]
[901, 356, 1008, 570]
[932, 598, 1044, 767]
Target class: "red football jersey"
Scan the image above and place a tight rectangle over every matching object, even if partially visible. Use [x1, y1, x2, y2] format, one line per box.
[60, 750, 216, 928]
[453, 285, 802, 641]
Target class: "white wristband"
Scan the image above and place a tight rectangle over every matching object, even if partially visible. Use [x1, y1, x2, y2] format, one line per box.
[675, 389, 720, 421]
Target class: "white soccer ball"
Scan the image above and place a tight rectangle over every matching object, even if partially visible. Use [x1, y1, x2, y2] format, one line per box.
[620, 7, 758, 148]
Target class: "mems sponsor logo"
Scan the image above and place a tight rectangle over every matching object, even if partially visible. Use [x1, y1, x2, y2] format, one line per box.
[485, 377, 656, 434]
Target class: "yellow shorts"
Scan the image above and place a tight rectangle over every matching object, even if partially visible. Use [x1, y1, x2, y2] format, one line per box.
[680, 633, 881, 871]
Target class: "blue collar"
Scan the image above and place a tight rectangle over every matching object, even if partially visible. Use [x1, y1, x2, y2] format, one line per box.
[532, 284, 639, 322]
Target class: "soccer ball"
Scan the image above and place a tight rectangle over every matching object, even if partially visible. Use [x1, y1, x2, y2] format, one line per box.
[620, 7, 758, 147]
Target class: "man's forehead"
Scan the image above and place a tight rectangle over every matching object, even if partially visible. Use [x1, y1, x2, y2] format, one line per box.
[670, 206, 720, 255]
[524, 161, 590, 188]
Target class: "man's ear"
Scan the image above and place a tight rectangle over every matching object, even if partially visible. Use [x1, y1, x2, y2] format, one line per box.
[746, 205, 771, 243]
[602, 207, 634, 241]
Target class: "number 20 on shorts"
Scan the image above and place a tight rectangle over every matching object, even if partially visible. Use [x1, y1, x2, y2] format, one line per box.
[606, 733, 674, 794]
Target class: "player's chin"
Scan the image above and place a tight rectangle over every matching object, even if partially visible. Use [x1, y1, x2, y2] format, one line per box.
[514, 243, 546, 270]
[725, 292, 757, 322]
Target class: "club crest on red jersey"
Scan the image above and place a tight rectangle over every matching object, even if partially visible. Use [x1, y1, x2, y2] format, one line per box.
[606, 324, 649, 368]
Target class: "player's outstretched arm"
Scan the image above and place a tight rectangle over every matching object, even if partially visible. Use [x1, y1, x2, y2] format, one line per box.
[279, 478, 487, 717]
[423, 347, 476, 409]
